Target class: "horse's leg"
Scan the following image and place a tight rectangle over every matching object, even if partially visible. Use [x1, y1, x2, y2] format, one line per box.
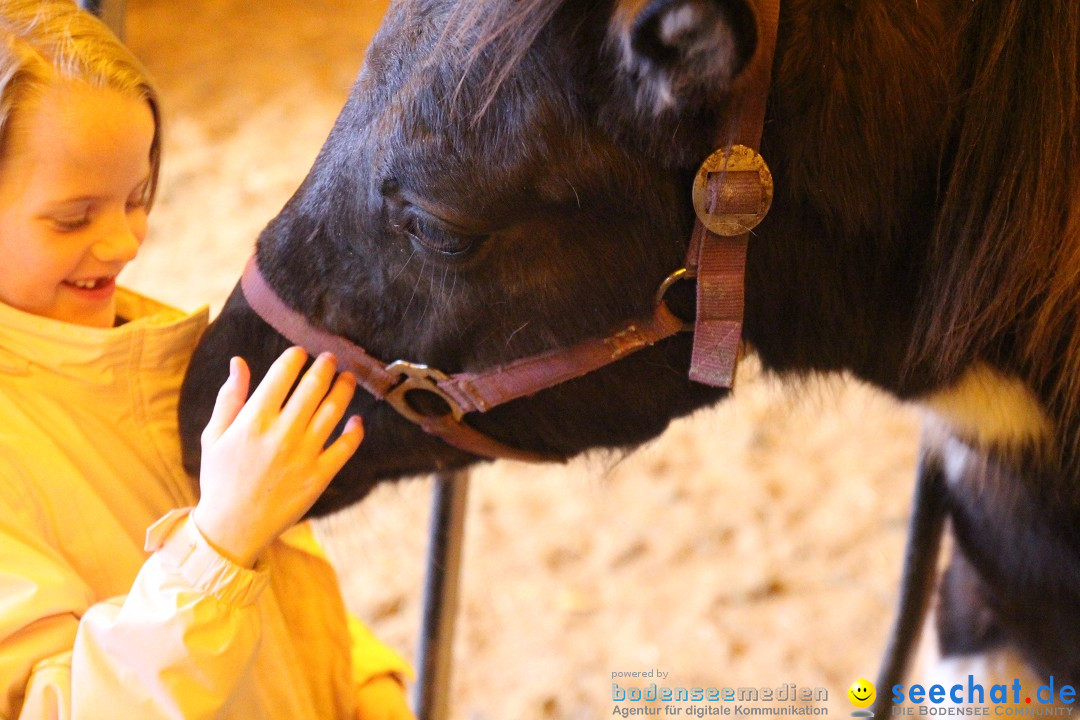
[872, 438, 949, 715]
[915, 589, 1042, 708]
[906, 438, 1070, 708]
[890, 481, 1038, 710]
[934, 547, 1006, 655]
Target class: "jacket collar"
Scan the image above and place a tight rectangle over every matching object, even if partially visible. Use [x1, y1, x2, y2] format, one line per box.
[0, 288, 208, 381]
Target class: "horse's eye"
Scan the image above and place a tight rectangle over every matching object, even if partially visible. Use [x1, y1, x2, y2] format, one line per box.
[402, 213, 481, 258]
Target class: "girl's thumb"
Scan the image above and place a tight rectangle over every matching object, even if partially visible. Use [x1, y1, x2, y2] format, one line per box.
[201, 357, 250, 445]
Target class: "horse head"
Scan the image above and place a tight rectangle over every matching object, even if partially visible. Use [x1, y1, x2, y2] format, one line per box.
[179, 0, 778, 512]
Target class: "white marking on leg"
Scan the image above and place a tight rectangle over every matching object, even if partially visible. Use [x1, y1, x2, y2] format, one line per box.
[912, 614, 1046, 707]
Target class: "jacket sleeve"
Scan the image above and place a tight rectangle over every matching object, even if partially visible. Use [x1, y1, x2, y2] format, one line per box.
[346, 614, 413, 691]
[0, 502, 269, 720]
[272, 524, 414, 690]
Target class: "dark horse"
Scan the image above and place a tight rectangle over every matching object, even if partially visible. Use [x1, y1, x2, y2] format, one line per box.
[179, 0, 1080, 690]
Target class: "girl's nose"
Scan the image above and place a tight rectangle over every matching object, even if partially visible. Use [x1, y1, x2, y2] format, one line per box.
[90, 210, 145, 263]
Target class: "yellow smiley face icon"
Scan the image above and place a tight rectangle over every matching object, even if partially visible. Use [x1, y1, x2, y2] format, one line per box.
[848, 679, 876, 708]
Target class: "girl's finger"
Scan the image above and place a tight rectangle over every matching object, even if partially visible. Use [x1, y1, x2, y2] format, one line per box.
[201, 357, 250, 445]
[305, 372, 358, 446]
[237, 346, 309, 421]
[314, 415, 364, 481]
[279, 352, 339, 429]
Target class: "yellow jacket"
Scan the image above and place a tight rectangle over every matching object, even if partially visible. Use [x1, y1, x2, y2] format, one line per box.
[0, 289, 411, 719]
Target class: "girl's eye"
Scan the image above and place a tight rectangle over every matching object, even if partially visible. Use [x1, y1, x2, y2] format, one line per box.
[51, 214, 90, 232]
[126, 187, 151, 212]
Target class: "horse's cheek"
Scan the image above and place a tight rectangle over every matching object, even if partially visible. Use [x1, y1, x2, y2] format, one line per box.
[178, 288, 291, 478]
[178, 336, 226, 478]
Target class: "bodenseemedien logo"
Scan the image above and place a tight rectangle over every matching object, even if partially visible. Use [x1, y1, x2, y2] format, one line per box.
[610, 677, 829, 716]
[891, 676, 1076, 716]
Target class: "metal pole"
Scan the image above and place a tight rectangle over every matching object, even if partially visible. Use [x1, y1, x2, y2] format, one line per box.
[872, 444, 948, 717]
[413, 470, 470, 720]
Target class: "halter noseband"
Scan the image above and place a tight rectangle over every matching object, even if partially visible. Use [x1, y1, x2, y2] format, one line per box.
[241, 257, 687, 462]
[239, 0, 779, 462]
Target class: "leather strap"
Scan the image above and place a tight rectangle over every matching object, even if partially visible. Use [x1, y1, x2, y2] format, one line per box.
[241, 258, 554, 462]
[438, 306, 685, 413]
[688, 0, 780, 387]
[241, 260, 397, 399]
[241, 257, 684, 461]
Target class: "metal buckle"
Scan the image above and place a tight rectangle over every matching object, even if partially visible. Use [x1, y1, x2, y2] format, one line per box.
[654, 267, 696, 333]
[385, 361, 466, 423]
[692, 144, 773, 236]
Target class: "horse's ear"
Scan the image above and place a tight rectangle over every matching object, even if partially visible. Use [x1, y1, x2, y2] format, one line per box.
[614, 0, 758, 113]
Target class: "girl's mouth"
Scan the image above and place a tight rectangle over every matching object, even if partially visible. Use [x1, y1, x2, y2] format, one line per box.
[63, 276, 117, 298]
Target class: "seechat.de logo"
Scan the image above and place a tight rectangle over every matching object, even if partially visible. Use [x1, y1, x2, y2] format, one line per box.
[892, 675, 1076, 711]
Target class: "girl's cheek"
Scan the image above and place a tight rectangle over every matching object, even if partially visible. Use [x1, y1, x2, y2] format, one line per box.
[130, 208, 149, 243]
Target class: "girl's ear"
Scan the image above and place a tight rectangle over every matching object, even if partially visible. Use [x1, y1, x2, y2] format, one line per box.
[612, 0, 758, 114]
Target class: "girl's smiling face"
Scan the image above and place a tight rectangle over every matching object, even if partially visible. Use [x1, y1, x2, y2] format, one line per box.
[0, 81, 155, 328]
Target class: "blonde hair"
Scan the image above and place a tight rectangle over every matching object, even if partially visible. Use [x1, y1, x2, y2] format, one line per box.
[0, 0, 161, 203]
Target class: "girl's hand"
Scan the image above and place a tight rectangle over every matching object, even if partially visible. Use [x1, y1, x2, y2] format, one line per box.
[192, 347, 363, 568]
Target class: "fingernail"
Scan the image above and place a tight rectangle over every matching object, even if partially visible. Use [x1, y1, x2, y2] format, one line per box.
[229, 357, 240, 377]
[345, 415, 363, 433]
[320, 351, 336, 365]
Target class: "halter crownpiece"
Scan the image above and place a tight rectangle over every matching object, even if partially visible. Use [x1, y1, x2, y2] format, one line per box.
[684, 0, 779, 388]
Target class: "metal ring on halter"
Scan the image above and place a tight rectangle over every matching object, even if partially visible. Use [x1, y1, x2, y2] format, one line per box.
[385, 361, 467, 423]
[654, 267, 696, 333]
[692, 144, 774, 237]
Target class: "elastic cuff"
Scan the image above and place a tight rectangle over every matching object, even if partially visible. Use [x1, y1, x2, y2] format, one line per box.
[146, 508, 269, 607]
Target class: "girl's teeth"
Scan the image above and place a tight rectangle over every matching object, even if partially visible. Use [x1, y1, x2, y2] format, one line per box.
[72, 278, 108, 289]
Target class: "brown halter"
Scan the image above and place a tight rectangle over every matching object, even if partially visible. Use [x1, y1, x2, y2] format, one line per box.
[242, 258, 686, 462]
[240, 0, 779, 462]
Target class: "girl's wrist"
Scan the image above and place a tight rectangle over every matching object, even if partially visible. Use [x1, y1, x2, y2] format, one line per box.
[191, 503, 261, 568]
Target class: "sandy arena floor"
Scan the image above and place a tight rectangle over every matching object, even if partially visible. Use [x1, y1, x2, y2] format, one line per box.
[120, 1, 922, 717]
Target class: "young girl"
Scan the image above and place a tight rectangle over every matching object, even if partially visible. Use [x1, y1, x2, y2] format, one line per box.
[0, 1, 414, 717]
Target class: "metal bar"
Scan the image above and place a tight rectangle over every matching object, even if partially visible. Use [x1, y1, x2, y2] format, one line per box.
[413, 470, 470, 720]
[78, 0, 127, 39]
[872, 442, 948, 717]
